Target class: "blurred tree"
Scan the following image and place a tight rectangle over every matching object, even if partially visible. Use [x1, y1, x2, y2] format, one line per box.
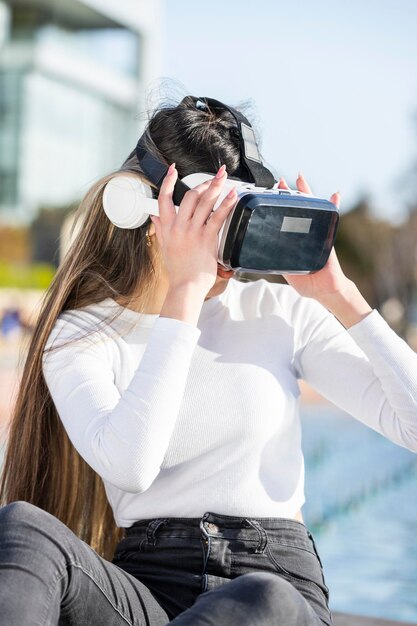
[30, 205, 75, 268]
[336, 197, 394, 309]
[336, 196, 417, 336]
[393, 214, 417, 299]
[0, 226, 31, 263]
[395, 205, 417, 314]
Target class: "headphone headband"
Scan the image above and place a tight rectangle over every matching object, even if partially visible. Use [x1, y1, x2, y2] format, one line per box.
[135, 135, 190, 206]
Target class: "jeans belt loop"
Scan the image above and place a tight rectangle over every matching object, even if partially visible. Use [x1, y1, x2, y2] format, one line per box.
[146, 518, 169, 546]
[245, 518, 268, 554]
[199, 512, 210, 541]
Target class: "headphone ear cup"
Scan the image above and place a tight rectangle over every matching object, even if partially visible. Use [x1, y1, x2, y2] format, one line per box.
[103, 176, 153, 229]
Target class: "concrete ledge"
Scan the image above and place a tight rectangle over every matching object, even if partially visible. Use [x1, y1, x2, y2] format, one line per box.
[334, 612, 416, 625]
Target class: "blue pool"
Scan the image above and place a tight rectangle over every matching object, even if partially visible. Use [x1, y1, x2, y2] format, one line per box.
[301, 404, 417, 623]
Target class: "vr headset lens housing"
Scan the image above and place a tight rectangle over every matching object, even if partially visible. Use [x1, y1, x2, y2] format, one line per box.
[219, 190, 339, 274]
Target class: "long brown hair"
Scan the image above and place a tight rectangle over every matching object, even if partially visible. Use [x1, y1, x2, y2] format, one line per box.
[0, 97, 243, 559]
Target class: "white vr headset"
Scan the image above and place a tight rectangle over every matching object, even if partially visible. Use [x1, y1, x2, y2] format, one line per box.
[103, 97, 339, 274]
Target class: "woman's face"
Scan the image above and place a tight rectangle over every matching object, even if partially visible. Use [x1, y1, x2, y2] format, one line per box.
[207, 266, 235, 299]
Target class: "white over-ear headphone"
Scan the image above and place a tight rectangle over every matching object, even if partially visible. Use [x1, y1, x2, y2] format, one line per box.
[102, 173, 247, 229]
[102, 176, 157, 229]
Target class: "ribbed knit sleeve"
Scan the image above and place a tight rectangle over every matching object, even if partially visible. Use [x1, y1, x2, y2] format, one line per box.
[294, 303, 417, 452]
[42, 316, 201, 492]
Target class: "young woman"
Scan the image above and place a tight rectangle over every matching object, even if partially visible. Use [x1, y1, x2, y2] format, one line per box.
[1, 96, 417, 626]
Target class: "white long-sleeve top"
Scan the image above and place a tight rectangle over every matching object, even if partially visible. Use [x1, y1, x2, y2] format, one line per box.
[42, 278, 417, 527]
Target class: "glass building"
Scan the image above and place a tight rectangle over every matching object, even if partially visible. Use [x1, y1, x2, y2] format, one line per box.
[0, 0, 162, 223]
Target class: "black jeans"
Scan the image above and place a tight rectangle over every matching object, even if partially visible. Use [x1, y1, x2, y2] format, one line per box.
[114, 511, 332, 626]
[0, 502, 332, 625]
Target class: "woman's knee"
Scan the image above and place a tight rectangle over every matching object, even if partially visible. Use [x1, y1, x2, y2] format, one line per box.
[1, 500, 51, 525]
[0, 501, 85, 573]
[234, 571, 295, 600]
[0, 501, 66, 542]
[231, 572, 315, 621]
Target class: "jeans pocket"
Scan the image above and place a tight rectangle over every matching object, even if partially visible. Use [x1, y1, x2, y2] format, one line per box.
[265, 541, 330, 602]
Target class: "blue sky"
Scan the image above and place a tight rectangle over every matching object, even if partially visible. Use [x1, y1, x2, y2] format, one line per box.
[161, 0, 417, 222]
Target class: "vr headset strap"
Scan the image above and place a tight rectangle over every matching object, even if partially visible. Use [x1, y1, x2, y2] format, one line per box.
[192, 97, 275, 189]
[135, 95, 275, 205]
[135, 139, 190, 206]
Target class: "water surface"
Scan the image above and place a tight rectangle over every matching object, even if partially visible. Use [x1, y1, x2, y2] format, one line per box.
[301, 404, 417, 623]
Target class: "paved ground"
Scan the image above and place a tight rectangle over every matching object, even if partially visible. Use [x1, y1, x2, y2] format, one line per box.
[333, 613, 415, 625]
[0, 339, 21, 441]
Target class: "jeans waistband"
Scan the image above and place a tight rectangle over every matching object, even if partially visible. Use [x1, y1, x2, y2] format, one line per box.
[125, 512, 314, 554]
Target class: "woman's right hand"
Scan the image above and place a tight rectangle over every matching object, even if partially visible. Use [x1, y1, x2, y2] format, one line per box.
[151, 163, 237, 324]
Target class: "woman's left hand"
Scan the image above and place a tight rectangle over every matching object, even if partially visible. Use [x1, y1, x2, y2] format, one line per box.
[281, 174, 346, 302]
[281, 174, 373, 328]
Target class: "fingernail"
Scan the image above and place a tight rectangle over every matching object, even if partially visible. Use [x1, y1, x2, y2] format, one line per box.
[167, 163, 176, 175]
[298, 172, 304, 179]
[227, 188, 237, 199]
[215, 164, 226, 179]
